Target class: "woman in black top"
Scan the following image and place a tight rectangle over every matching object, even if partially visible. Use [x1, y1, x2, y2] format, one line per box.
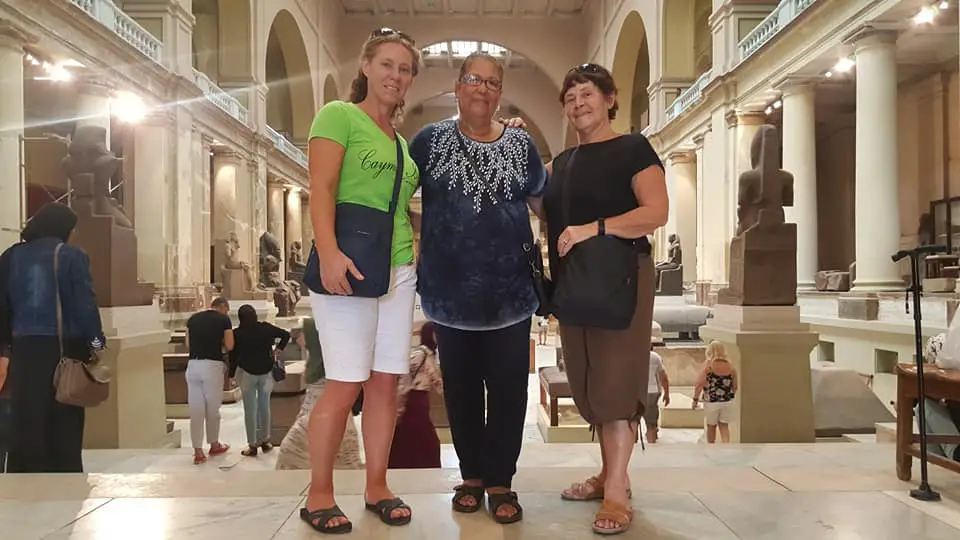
[543, 64, 668, 536]
[229, 304, 290, 457]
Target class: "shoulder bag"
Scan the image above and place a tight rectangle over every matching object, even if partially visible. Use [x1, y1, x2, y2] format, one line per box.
[51, 244, 112, 408]
[303, 135, 406, 298]
[455, 132, 553, 316]
[550, 149, 639, 330]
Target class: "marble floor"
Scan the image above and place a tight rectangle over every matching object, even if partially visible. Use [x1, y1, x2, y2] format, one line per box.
[3, 444, 960, 539]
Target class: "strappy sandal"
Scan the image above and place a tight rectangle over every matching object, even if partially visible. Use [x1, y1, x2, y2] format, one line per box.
[209, 443, 230, 456]
[364, 497, 412, 526]
[241, 446, 258, 457]
[487, 491, 523, 525]
[592, 500, 633, 536]
[192, 453, 206, 465]
[561, 477, 633, 501]
[260, 441, 274, 453]
[452, 483, 485, 513]
[300, 506, 352, 535]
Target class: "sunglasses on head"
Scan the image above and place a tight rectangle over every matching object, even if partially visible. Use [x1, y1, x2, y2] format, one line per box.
[569, 63, 608, 75]
[371, 27, 415, 45]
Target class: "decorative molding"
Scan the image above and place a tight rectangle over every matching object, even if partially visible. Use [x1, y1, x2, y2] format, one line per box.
[843, 24, 899, 48]
[772, 75, 819, 94]
[667, 151, 696, 165]
[0, 20, 37, 51]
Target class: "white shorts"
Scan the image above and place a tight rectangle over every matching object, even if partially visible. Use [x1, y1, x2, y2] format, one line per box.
[704, 401, 734, 425]
[308, 264, 417, 382]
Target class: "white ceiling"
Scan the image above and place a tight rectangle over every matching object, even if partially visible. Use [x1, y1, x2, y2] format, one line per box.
[420, 40, 535, 70]
[337, 0, 585, 17]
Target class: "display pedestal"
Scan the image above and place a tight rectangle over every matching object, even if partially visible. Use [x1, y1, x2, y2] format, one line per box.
[699, 304, 818, 443]
[82, 304, 177, 449]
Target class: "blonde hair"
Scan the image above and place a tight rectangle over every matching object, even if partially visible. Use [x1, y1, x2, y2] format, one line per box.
[348, 33, 421, 123]
[705, 340, 728, 368]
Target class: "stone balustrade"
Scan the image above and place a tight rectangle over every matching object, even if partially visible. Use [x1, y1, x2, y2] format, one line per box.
[266, 126, 309, 169]
[664, 69, 711, 124]
[738, 0, 817, 63]
[69, 0, 162, 64]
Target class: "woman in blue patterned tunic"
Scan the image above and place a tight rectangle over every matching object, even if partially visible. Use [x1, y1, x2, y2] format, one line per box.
[408, 52, 546, 525]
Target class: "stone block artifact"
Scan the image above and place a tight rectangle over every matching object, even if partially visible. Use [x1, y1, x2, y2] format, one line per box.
[717, 124, 797, 306]
[62, 126, 154, 307]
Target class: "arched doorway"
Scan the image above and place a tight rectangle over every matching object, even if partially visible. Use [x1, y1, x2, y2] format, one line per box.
[264, 10, 316, 144]
[610, 11, 651, 134]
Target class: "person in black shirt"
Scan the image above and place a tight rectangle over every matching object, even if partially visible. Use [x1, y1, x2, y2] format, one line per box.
[185, 297, 234, 464]
[229, 304, 290, 457]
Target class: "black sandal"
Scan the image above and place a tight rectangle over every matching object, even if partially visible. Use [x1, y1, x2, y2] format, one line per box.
[299, 506, 352, 535]
[452, 484, 485, 513]
[364, 497, 412, 526]
[241, 446, 258, 457]
[260, 442, 274, 453]
[487, 491, 523, 525]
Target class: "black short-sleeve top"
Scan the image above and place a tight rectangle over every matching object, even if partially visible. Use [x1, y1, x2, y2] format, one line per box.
[542, 132, 664, 269]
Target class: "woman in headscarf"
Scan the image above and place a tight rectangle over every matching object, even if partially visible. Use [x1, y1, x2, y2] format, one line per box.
[0, 202, 105, 473]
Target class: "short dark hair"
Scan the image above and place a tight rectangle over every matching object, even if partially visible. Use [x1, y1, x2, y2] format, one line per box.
[559, 63, 619, 120]
[211, 297, 229, 310]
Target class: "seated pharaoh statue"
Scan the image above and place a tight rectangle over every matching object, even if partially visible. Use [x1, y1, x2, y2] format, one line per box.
[259, 233, 303, 317]
[289, 241, 306, 272]
[61, 125, 153, 306]
[655, 233, 684, 296]
[220, 232, 264, 300]
[717, 124, 797, 306]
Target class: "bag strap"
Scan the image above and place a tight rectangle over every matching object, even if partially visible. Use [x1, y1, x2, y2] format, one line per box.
[53, 243, 63, 354]
[387, 134, 405, 216]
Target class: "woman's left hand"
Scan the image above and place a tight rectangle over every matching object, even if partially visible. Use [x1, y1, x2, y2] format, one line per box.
[557, 224, 595, 257]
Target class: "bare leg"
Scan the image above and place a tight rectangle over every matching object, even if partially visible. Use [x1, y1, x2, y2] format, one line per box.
[718, 422, 730, 443]
[706, 424, 717, 443]
[646, 422, 658, 444]
[361, 371, 410, 520]
[561, 425, 608, 499]
[305, 379, 361, 528]
[596, 420, 636, 531]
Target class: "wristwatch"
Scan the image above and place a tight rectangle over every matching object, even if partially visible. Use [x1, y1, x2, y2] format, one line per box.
[598, 218, 606, 236]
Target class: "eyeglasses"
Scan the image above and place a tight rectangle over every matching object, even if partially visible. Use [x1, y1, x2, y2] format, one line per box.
[460, 73, 502, 91]
[371, 27, 415, 45]
[569, 63, 609, 75]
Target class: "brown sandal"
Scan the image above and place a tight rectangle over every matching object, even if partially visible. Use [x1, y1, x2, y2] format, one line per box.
[592, 500, 633, 536]
[561, 477, 633, 502]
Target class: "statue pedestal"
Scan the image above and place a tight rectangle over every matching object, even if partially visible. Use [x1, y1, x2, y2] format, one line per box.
[699, 304, 817, 443]
[82, 304, 177, 449]
[71, 211, 154, 307]
[221, 267, 270, 301]
[718, 223, 797, 306]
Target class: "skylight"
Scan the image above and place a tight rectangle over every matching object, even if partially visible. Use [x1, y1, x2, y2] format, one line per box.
[422, 41, 508, 58]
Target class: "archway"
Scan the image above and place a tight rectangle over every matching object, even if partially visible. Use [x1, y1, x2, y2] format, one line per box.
[191, 0, 254, 83]
[264, 10, 315, 142]
[323, 74, 339, 104]
[610, 11, 650, 134]
[661, 0, 713, 80]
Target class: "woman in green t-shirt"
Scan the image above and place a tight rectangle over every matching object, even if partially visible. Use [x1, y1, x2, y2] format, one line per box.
[299, 29, 420, 534]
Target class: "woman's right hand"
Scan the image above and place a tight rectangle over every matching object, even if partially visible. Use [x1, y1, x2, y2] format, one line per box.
[319, 249, 365, 295]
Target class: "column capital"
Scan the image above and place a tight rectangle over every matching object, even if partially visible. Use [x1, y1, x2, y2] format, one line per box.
[141, 110, 177, 127]
[843, 25, 899, 50]
[725, 110, 767, 129]
[667, 151, 695, 165]
[692, 133, 706, 147]
[773, 76, 819, 96]
[0, 21, 37, 52]
[213, 150, 243, 164]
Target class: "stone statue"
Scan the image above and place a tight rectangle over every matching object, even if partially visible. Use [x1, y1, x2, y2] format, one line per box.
[221, 232, 265, 300]
[62, 126, 133, 229]
[717, 125, 798, 306]
[258, 232, 303, 316]
[60, 125, 153, 306]
[656, 234, 682, 271]
[289, 241, 306, 271]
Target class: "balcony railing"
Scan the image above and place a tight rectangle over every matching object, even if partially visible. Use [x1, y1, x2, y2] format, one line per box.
[738, 0, 817, 63]
[193, 70, 249, 126]
[664, 70, 712, 124]
[266, 126, 308, 169]
[69, 0, 162, 64]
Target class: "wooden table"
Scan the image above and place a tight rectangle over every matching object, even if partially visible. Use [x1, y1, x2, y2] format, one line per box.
[895, 364, 960, 480]
[925, 254, 960, 278]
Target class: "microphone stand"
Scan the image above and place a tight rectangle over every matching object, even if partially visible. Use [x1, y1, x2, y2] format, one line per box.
[892, 245, 947, 502]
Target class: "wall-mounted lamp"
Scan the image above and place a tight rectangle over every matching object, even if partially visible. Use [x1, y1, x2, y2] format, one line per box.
[111, 91, 146, 124]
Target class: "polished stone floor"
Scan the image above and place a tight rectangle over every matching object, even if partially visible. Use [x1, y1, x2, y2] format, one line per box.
[3, 443, 960, 539]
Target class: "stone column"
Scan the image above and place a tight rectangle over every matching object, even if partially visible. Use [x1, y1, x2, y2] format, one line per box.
[133, 113, 174, 284]
[779, 80, 819, 290]
[285, 186, 303, 264]
[301, 194, 314, 246]
[669, 151, 698, 283]
[694, 134, 707, 282]
[0, 23, 31, 250]
[849, 28, 903, 291]
[76, 78, 113, 149]
[212, 152, 241, 279]
[267, 180, 286, 274]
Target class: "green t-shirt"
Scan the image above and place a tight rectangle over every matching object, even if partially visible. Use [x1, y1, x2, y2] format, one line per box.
[308, 101, 419, 267]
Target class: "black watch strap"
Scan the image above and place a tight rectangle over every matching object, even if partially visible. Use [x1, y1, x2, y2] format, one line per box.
[598, 218, 605, 236]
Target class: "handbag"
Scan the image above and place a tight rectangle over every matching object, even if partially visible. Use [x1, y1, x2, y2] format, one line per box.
[550, 149, 639, 330]
[455, 132, 553, 316]
[51, 244, 112, 408]
[271, 350, 287, 383]
[303, 135, 405, 298]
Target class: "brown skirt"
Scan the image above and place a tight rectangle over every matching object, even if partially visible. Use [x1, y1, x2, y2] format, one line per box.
[558, 255, 656, 426]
